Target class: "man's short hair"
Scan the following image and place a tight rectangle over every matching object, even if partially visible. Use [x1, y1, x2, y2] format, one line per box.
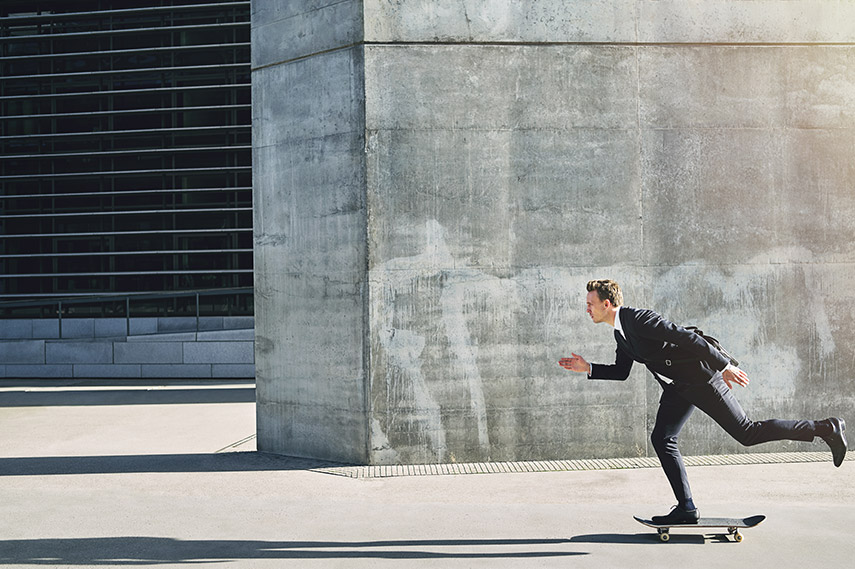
[587, 279, 623, 306]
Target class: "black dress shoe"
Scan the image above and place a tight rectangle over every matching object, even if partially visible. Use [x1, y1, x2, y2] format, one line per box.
[821, 417, 847, 467]
[651, 506, 700, 525]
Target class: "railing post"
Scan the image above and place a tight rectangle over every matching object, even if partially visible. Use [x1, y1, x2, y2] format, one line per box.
[196, 292, 200, 334]
[58, 300, 63, 339]
[126, 297, 131, 337]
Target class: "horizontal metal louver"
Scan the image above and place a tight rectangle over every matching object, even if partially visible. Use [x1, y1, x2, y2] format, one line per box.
[0, 0, 252, 309]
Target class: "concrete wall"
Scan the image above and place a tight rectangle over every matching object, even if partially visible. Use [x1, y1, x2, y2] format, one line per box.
[252, 1, 855, 464]
[0, 318, 255, 379]
[252, 1, 369, 462]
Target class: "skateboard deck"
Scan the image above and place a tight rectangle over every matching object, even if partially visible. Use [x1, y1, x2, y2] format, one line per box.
[633, 514, 765, 542]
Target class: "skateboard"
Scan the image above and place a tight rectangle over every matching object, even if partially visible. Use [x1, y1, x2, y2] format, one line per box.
[633, 514, 765, 542]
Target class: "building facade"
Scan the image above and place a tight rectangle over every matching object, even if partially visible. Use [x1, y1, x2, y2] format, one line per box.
[0, 0, 251, 315]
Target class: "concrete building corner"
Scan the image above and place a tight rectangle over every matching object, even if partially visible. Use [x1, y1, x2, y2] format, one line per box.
[252, 0, 855, 465]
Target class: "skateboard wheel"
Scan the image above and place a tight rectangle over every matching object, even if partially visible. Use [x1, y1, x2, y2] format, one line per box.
[659, 532, 670, 542]
[734, 532, 743, 542]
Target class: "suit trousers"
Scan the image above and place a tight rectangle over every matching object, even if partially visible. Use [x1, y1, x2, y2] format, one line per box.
[651, 372, 817, 507]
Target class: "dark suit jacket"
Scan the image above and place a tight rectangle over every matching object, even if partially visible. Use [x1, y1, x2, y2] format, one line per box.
[589, 306, 730, 386]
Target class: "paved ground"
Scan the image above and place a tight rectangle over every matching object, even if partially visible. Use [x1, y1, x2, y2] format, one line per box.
[1, 379, 853, 568]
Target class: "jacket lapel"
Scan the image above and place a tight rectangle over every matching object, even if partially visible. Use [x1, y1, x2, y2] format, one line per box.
[615, 309, 642, 361]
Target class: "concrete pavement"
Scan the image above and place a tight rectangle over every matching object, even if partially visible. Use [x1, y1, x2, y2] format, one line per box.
[1, 379, 853, 568]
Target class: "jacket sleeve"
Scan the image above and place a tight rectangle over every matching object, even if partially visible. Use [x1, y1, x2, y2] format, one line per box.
[632, 309, 730, 372]
[589, 343, 634, 380]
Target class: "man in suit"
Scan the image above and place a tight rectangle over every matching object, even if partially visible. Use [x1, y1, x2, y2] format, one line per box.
[559, 279, 848, 524]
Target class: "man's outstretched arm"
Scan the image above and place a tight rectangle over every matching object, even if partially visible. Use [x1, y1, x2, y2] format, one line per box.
[560, 347, 633, 380]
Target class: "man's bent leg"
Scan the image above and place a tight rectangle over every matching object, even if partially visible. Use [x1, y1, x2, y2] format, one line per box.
[684, 373, 817, 447]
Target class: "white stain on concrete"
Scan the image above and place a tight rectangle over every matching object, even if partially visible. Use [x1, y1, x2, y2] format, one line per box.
[440, 274, 491, 452]
[371, 220, 496, 459]
[657, 247, 836, 402]
[371, 417, 400, 464]
[377, 326, 446, 461]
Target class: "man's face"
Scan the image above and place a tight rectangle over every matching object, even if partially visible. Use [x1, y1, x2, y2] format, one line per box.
[586, 290, 610, 324]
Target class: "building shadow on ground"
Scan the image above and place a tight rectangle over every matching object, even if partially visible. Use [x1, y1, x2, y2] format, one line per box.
[0, 451, 343, 477]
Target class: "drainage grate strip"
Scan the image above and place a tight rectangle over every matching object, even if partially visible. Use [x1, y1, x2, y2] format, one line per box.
[312, 451, 847, 479]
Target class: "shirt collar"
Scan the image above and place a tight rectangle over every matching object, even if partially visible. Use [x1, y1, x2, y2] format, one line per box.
[613, 306, 624, 338]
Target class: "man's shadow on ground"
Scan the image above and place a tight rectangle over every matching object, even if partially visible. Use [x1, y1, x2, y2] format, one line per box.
[0, 533, 740, 564]
[571, 533, 730, 545]
[0, 537, 586, 564]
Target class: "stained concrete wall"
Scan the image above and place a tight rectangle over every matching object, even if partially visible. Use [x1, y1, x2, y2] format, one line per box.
[253, 1, 855, 464]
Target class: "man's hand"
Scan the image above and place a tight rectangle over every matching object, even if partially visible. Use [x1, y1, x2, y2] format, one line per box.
[722, 366, 750, 389]
[559, 353, 590, 374]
